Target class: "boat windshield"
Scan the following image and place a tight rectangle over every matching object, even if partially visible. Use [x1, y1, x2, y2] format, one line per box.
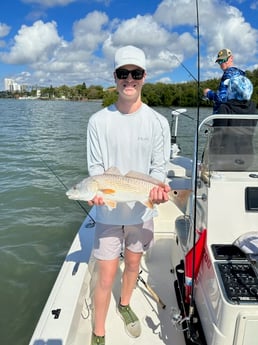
[200, 115, 258, 172]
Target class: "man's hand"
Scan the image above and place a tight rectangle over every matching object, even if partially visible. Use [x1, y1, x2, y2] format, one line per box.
[203, 88, 211, 97]
[149, 185, 171, 205]
[87, 195, 105, 207]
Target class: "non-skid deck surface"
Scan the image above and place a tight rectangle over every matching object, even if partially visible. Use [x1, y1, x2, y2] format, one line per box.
[75, 236, 186, 345]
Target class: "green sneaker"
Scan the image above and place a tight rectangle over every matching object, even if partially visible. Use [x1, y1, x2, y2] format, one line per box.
[91, 333, 105, 345]
[117, 304, 141, 338]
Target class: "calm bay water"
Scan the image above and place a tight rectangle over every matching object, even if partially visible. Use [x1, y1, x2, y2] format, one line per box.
[0, 99, 209, 344]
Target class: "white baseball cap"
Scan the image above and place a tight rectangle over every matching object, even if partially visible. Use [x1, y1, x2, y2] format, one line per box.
[114, 45, 146, 70]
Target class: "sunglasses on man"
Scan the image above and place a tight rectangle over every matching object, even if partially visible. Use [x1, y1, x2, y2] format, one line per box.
[217, 58, 229, 65]
[115, 69, 145, 80]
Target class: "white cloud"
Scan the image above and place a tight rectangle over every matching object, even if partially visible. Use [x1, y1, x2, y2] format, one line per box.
[1, 20, 62, 64]
[111, 15, 171, 47]
[1, 0, 258, 87]
[250, 1, 258, 10]
[154, 0, 198, 27]
[0, 23, 11, 37]
[103, 14, 197, 79]
[14, 11, 113, 86]
[0, 23, 11, 48]
[22, 0, 111, 8]
[201, 4, 257, 57]
[72, 11, 109, 50]
[154, 0, 258, 80]
[22, 0, 77, 7]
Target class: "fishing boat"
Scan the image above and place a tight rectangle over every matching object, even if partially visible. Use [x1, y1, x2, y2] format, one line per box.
[29, 109, 258, 345]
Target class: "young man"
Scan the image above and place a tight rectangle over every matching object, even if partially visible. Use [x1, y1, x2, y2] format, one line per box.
[203, 48, 245, 113]
[87, 45, 171, 345]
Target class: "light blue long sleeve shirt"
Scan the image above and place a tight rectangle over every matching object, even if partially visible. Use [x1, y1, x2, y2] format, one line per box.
[86, 103, 171, 225]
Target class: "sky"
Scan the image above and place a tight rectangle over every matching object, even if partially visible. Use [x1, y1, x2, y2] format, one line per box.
[0, 0, 258, 90]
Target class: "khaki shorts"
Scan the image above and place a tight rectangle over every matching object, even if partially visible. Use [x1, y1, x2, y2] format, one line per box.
[93, 219, 154, 260]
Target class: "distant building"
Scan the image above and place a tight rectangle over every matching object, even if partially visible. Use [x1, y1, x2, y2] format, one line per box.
[4, 78, 21, 92]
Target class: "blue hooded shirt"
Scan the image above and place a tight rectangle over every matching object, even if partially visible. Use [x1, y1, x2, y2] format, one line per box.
[206, 67, 245, 113]
[227, 75, 253, 101]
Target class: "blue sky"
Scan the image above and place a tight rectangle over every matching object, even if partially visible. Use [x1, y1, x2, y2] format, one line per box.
[0, 0, 258, 90]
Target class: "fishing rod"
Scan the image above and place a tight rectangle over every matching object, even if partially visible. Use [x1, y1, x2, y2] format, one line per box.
[27, 143, 95, 225]
[137, 271, 166, 309]
[171, 1, 204, 344]
[186, 1, 203, 343]
[119, 252, 166, 310]
[173, 55, 198, 83]
[172, 52, 207, 102]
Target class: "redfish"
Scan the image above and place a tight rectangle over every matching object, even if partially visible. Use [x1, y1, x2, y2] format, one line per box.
[66, 167, 190, 209]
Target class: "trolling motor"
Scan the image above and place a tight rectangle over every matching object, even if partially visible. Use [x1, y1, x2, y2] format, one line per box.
[170, 108, 187, 158]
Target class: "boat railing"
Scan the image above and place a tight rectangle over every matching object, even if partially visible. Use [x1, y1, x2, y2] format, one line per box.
[198, 114, 258, 173]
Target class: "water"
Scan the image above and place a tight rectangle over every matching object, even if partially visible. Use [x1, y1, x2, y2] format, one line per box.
[0, 99, 210, 344]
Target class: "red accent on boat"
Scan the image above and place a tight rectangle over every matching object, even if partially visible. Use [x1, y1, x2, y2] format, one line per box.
[184, 229, 207, 303]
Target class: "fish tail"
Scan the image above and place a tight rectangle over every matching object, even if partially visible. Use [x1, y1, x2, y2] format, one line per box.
[168, 189, 192, 212]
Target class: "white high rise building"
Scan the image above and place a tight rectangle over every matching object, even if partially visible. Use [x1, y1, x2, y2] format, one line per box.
[4, 78, 21, 92]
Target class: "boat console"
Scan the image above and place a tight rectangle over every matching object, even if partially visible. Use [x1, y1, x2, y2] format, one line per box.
[195, 114, 258, 344]
[174, 114, 258, 345]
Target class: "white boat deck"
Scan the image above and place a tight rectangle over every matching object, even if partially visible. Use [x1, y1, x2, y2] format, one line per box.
[29, 114, 258, 345]
[29, 159, 191, 345]
[77, 237, 185, 345]
[29, 199, 187, 345]
[75, 200, 186, 345]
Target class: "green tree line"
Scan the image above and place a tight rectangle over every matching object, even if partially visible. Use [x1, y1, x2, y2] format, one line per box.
[103, 68, 258, 107]
[2, 68, 258, 108]
[100, 69, 258, 107]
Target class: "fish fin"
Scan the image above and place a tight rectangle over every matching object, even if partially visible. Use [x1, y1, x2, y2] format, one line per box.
[168, 189, 192, 212]
[104, 167, 122, 176]
[143, 200, 154, 209]
[125, 171, 165, 186]
[100, 188, 116, 194]
[105, 200, 117, 209]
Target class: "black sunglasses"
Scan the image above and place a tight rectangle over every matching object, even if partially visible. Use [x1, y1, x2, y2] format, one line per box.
[217, 58, 229, 65]
[115, 68, 145, 80]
